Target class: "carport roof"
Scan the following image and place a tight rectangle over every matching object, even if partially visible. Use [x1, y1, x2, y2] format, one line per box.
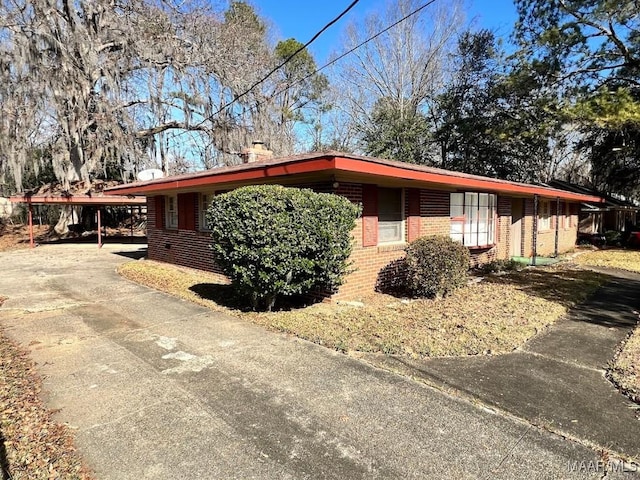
[9, 194, 146, 206]
[104, 151, 604, 203]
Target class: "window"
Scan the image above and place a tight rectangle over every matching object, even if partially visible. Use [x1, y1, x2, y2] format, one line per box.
[450, 192, 496, 247]
[166, 195, 178, 229]
[378, 188, 404, 243]
[538, 200, 551, 230]
[199, 193, 213, 231]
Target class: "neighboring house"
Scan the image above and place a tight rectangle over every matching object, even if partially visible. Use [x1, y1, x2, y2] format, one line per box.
[105, 150, 602, 300]
[548, 180, 639, 234]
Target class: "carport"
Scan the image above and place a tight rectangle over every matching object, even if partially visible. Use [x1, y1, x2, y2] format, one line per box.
[9, 194, 147, 248]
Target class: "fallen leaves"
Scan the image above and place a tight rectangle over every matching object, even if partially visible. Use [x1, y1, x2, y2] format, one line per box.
[0, 328, 94, 480]
[573, 248, 640, 273]
[608, 322, 640, 405]
[571, 249, 640, 404]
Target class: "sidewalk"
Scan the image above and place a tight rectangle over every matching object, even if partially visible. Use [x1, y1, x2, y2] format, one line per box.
[1, 244, 635, 479]
[362, 268, 640, 462]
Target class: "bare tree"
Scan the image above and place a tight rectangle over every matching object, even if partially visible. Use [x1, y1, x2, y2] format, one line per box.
[0, 0, 330, 232]
[327, 0, 464, 159]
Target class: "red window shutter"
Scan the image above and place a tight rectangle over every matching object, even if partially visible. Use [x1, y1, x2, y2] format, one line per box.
[362, 184, 378, 247]
[177, 193, 197, 231]
[407, 188, 421, 242]
[155, 196, 165, 229]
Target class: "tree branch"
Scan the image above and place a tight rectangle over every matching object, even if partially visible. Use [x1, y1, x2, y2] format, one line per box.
[134, 121, 209, 138]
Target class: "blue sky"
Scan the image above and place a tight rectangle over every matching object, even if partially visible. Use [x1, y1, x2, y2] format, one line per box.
[253, 0, 518, 63]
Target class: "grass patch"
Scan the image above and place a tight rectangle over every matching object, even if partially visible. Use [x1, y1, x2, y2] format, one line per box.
[573, 249, 640, 273]
[609, 325, 640, 404]
[572, 249, 640, 405]
[119, 260, 609, 358]
[0, 327, 93, 479]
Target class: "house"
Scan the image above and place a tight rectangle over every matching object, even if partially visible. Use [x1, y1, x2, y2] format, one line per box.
[105, 149, 602, 300]
[548, 179, 639, 235]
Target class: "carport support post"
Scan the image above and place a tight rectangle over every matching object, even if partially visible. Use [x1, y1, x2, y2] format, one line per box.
[28, 203, 34, 248]
[532, 194, 538, 266]
[97, 207, 102, 249]
[554, 197, 560, 257]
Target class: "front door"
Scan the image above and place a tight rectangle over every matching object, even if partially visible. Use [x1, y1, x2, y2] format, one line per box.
[511, 199, 523, 257]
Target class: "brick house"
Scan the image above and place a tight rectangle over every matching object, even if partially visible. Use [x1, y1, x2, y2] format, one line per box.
[105, 150, 602, 300]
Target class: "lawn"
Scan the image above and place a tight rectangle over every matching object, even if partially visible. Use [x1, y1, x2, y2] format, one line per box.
[573, 248, 640, 404]
[118, 261, 607, 358]
[573, 248, 640, 273]
[609, 327, 640, 404]
[0, 306, 93, 479]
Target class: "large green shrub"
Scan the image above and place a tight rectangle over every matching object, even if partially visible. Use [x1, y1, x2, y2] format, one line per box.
[206, 185, 360, 311]
[404, 235, 470, 298]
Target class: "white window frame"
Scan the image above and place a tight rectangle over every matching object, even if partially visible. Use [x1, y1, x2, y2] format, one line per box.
[538, 200, 551, 231]
[199, 192, 213, 232]
[378, 187, 405, 244]
[450, 192, 497, 247]
[166, 195, 178, 229]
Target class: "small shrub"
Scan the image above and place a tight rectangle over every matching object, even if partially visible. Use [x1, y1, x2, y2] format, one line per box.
[605, 230, 622, 246]
[403, 235, 470, 298]
[478, 259, 524, 274]
[206, 185, 361, 311]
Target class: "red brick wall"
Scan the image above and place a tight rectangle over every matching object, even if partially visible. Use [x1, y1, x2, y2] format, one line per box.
[147, 195, 228, 283]
[516, 198, 580, 257]
[146, 187, 582, 302]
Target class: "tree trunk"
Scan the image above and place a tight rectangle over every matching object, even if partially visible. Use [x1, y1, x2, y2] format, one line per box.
[54, 206, 74, 236]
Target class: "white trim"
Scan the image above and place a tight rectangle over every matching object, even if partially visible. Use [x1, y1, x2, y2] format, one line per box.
[166, 195, 178, 229]
[199, 192, 214, 232]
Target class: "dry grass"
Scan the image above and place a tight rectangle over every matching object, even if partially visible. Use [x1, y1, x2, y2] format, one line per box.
[573, 248, 640, 403]
[0, 224, 51, 252]
[609, 326, 640, 404]
[573, 248, 640, 273]
[119, 261, 607, 358]
[0, 327, 94, 479]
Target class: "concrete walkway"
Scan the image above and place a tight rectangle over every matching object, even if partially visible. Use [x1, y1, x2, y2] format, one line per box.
[0, 244, 638, 479]
[365, 268, 640, 463]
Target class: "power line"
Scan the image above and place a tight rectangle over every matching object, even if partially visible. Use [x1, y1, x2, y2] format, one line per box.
[250, 0, 440, 117]
[212, 0, 440, 132]
[174, 0, 440, 145]
[192, 0, 361, 130]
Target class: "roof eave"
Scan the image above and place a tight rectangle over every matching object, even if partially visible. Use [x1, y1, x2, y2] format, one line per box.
[9, 195, 147, 206]
[104, 154, 604, 204]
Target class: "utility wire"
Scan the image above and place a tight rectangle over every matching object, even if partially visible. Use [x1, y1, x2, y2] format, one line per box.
[247, 0, 440, 117]
[175, 0, 440, 143]
[192, 0, 361, 130]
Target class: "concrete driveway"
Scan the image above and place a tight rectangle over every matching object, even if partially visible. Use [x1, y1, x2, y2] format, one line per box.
[0, 244, 635, 479]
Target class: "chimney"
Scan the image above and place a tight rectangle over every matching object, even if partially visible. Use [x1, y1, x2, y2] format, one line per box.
[240, 141, 274, 163]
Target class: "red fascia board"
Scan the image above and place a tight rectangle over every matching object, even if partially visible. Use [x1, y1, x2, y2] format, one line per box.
[104, 158, 337, 195]
[333, 157, 603, 203]
[104, 154, 603, 203]
[9, 195, 147, 206]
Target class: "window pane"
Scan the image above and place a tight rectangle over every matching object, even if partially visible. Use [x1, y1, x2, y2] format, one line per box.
[479, 193, 489, 207]
[451, 193, 464, 207]
[465, 230, 477, 246]
[478, 232, 488, 246]
[378, 188, 402, 217]
[465, 192, 478, 209]
[378, 188, 403, 243]
[451, 204, 463, 217]
[379, 221, 402, 243]
[451, 233, 463, 243]
[450, 221, 463, 235]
